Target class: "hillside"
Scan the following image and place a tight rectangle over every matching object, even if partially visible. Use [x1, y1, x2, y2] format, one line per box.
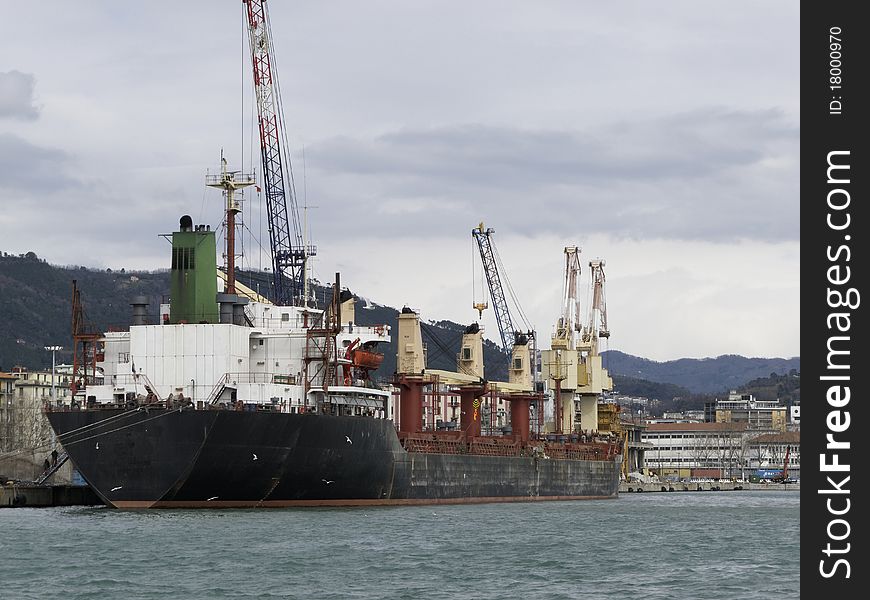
[601, 350, 800, 395]
[1, 254, 795, 395]
[738, 369, 800, 406]
[0, 252, 508, 379]
[0, 252, 168, 370]
[611, 375, 692, 403]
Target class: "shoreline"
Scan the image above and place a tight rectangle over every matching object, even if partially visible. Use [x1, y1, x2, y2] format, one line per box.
[620, 481, 799, 493]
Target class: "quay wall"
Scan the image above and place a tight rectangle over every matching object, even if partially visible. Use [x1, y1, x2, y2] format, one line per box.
[619, 481, 799, 493]
[1, 485, 102, 508]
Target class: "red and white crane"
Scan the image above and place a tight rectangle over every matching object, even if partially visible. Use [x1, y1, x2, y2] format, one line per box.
[243, 0, 315, 306]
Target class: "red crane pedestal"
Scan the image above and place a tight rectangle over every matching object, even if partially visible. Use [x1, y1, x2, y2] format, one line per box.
[398, 377, 424, 433]
[507, 395, 533, 442]
[460, 387, 486, 439]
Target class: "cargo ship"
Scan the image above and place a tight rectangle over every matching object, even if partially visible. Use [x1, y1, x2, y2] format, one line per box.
[45, 0, 621, 507]
[44, 168, 620, 508]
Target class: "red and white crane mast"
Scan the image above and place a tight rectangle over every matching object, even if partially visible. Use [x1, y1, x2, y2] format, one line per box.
[243, 0, 314, 306]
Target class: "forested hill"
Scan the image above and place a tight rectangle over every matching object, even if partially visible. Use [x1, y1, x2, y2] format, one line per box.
[601, 350, 800, 395]
[1, 252, 797, 395]
[0, 252, 507, 378]
[0, 252, 168, 370]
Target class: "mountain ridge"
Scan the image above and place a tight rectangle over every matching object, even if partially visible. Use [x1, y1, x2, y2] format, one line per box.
[0, 253, 798, 396]
[601, 350, 800, 395]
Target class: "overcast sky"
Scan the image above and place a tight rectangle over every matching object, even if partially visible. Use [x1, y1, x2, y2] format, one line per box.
[0, 1, 799, 361]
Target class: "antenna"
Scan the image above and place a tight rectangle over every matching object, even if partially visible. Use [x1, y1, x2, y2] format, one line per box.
[206, 150, 255, 294]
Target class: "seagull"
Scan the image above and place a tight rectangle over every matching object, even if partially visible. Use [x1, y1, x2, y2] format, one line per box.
[345, 436, 353, 445]
[110, 486, 122, 492]
[322, 479, 334, 485]
[207, 496, 219, 501]
[95, 442, 100, 450]
[253, 453, 258, 460]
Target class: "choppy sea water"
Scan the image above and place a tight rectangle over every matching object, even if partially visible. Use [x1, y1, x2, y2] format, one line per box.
[0, 491, 798, 600]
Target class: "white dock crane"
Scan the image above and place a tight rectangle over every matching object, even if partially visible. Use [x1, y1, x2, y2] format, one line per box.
[541, 248, 613, 435]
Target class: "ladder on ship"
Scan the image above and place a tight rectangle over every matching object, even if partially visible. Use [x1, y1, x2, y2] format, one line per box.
[35, 451, 69, 485]
[206, 374, 231, 405]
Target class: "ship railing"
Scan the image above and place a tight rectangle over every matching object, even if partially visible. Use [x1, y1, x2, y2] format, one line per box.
[247, 313, 313, 329]
[136, 371, 164, 400]
[340, 323, 390, 337]
[218, 372, 298, 385]
[468, 436, 523, 456]
[205, 372, 300, 405]
[535, 440, 621, 461]
[398, 430, 621, 460]
[399, 432, 465, 455]
[102, 372, 162, 400]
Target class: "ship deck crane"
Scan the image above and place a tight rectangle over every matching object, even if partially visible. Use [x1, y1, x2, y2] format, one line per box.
[471, 223, 540, 433]
[472, 223, 517, 354]
[580, 258, 609, 355]
[555, 246, 583, 346]
[471, 223, 535, 358]
[243, 0, 315, 306]
[541, 247, 614, 436]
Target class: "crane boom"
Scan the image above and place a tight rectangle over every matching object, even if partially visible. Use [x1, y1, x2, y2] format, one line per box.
[581, 258, 609, 352]
[563, 247, 582, 335]
[472, 223, 517, 353]
[243, 0, 314, 306]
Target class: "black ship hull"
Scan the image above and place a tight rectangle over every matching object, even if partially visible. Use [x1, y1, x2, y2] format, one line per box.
[47, 408, 620, 508]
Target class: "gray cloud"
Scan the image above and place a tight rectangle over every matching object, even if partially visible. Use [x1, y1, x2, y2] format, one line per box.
[0, 133, 81, 193]
[299, 108, 798, 244]
[0, 71, 40, 120]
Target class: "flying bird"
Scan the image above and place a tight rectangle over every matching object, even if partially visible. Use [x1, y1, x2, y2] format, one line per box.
[95, 442, 100, 450]
[345, 436, 353, 445]
[207, 496, 219, 501]
[253, 453, 258, 460]
[110, 486, 122, 492]
[322, 479, 334, 485]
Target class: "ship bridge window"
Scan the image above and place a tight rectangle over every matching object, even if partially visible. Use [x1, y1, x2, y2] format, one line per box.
[282, 313, 289, 322]
[513, 357, 523, 370]
[462, 347, 472, 360]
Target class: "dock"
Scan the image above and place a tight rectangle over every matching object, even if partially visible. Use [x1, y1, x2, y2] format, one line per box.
[1, 484, 103, 508]
[619, 481, 799, 493]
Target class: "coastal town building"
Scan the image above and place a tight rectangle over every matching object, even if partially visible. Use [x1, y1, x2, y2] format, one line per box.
[621, 420, 651, 474]
[746, 431, 800, 480]
[789, 400, 800, 429]
[642, 421, 800, 480]
[0, 367, 71, 453]
[0, 372, 18, 453]
[704, 391, 788, 432]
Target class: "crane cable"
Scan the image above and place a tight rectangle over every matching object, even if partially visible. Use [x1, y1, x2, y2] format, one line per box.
[265, 4, 304, 251]
[491, 240, 532, 333]
[420, 322, 470, 375]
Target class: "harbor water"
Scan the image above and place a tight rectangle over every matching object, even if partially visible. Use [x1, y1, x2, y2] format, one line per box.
[0, 491, 798, 599]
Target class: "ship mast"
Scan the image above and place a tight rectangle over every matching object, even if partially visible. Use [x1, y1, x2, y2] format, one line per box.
[206, 152, 255, 294]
